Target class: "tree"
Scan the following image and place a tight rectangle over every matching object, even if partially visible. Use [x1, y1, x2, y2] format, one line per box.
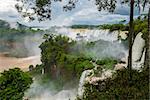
[39, 34, 72, 74]
[0, 68, 33, 100]
[148, 8, 150, 68]
[16, 0, 150, 73]
[121, 0, 150, 79]
[39, 34, 94, 81]
[15, 0, 117, 21]
[81, 68, 149, 99]
[128, 0, 134, 79]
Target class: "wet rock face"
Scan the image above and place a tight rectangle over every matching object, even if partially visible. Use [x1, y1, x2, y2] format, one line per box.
[77, 68, 114, 98]
[132, 32, 145, 70]
[132, 32, 145, 62]
[114, 64, 126, 71]
[78, 70, 92, 97]
[77, 32, 146, 99]
[115, 32, 146, 70]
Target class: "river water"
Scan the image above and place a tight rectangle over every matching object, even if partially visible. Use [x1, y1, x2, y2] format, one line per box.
[0, 53, 41, 72]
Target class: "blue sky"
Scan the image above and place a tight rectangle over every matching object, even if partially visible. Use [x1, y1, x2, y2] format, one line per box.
[0, 0, 148, 28]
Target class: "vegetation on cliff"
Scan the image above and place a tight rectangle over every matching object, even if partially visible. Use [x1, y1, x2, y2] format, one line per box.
[76, 17, 149, 100]
[79, 67, 149, 100]
[0, 20, 43, 57]
[100, 17, 148, 39]
[31, 34, 94, 86]
[96, 58, 118, 69]
[0, 68, 33, 100]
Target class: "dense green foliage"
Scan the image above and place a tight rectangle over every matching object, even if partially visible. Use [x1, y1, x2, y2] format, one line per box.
[69, 17, 148, 41]
[0, 29, 40, 57]
[0, 68, 33, 100]
[99, 24, 129, 32]
[0, 20, 10, 29]
[96, 58, 118, 69]
[80, 68, 149, 100]
[0, 28, 38, 42]
[0, 20, 43, 57]
[133, 18, 148, 39]
[39, 34, 94, 84]
[99, 17, 148, 39]
[71, 25, 99, 29]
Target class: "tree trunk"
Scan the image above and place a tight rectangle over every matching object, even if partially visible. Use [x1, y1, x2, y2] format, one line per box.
[148, 8, 150, 68]
[128, 0, 134, 78]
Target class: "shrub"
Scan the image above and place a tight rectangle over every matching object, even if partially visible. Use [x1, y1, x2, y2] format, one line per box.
[96, 58, 118, 69]
[81, 68, 149, 100]
[0, 68, 33, 100]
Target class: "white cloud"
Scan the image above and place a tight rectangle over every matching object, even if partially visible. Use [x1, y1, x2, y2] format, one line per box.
[0, 0, 136, 28]
[0, 0, 17, 12]
[0, 0, 20, 22]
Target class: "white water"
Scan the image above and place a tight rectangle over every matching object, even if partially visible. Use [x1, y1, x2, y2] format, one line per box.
[55, 28, 128, 60]
[55, 28, 119, 42]
[78, 70, 92, 97]
[132, 32, 145, 70]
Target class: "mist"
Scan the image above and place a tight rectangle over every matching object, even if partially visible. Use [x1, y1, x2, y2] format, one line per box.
[23, 33, 44, 56]
[84, 40, 127, 60]
[24, 80, 77, 100]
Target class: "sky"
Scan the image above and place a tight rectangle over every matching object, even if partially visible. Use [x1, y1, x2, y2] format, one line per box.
[0, 0, 147, 28]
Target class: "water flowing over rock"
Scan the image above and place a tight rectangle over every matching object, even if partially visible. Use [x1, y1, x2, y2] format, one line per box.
[76, 32, 146, 99]
[76, 29, 128, 98]
[132, 32, 145, 70]
[55, 28, 119, 41]
[55, 28, 128, 42]
[77, 66, 114, 98]
[78, 70, 92, 97]
[114, 32, 146, 70]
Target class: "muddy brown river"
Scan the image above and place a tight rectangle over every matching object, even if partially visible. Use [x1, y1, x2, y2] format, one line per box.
[0, 53, 41, 72]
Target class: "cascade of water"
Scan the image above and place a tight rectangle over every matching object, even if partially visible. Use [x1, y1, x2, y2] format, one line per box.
[55, 28, 119, 42]
[78, 70, 91, 97]
[85, 29, 118, 42]
[132, 32, 145, 70]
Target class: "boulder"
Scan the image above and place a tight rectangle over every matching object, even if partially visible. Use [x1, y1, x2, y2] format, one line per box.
[114, 63, 126, 71]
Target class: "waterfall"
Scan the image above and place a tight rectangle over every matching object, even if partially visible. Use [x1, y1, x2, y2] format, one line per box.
[78, 70, 91, 97]
[55, 27, 129, 98]
[77, 68, 114, 98]
[132, 32, 145, 62]
[55, 28, 119, 42]
[55, 28, 128, 60]
[132, 32, 145, 70]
